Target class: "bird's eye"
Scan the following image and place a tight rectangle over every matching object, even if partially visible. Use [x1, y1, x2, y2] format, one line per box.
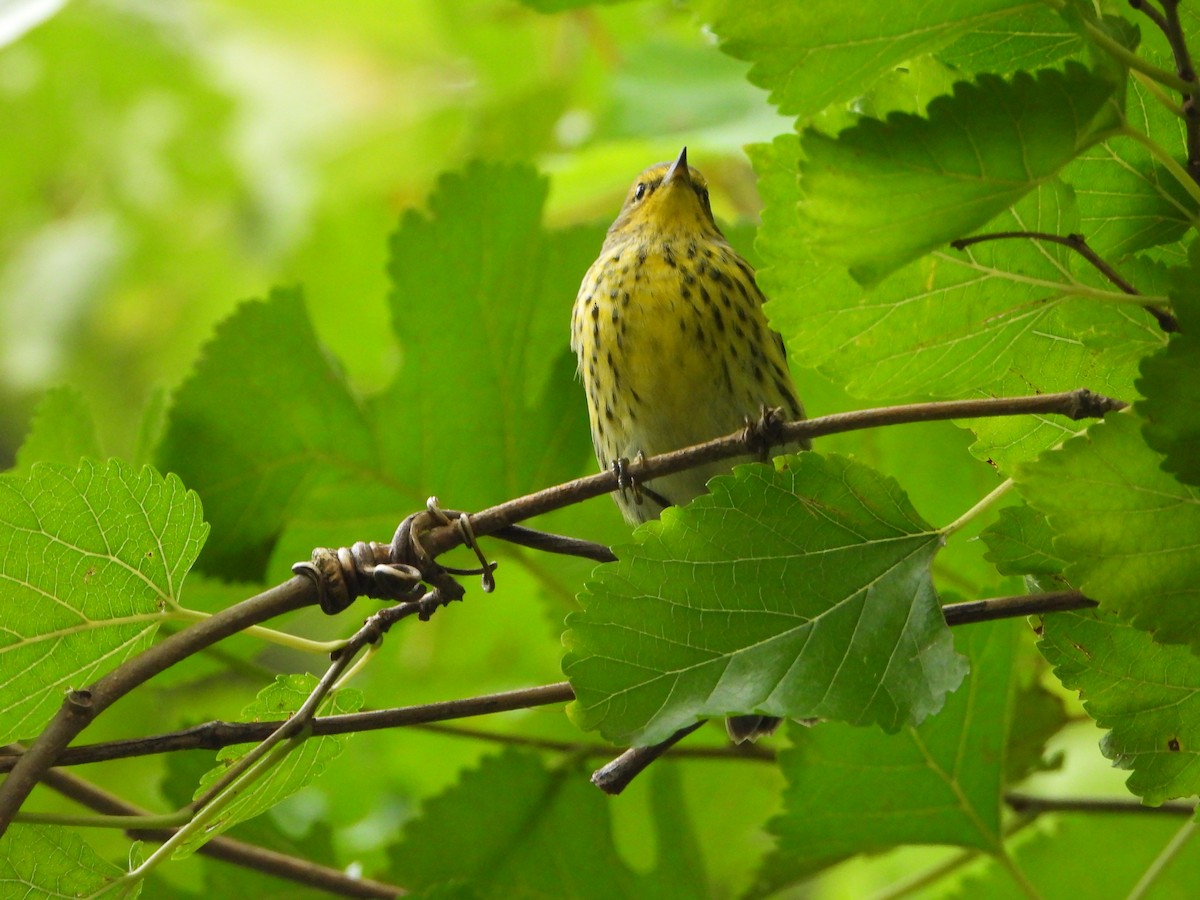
[700, 187, 710, 205]
[634, 183, 647, 201]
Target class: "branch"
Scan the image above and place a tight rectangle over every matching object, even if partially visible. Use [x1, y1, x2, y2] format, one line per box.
[37, 762, 403, 898]
[0, 577, 317, 836]
[413, 721, 775, 762]
[422, 390, 1124, 558]
[1132, 0, 1200, 184]
[0, 391, 1122, 827]
[951, 230, 1178, 332]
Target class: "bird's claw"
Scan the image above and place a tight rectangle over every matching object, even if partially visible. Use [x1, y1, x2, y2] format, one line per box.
[744, 405, 787, 462]
[612, 455, 645, 507]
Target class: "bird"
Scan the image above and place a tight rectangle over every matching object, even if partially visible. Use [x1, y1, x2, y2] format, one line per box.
[570, 146, 808, 743]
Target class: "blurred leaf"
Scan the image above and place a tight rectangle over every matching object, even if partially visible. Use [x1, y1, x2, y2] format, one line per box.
[11, 385, 101, 472]
[0, 459, 205, 742]
[1039, 609, 1200, 804]
[1005, 672, 1069, 784]
[950, 812, 1200, 899]
[753, 620, 1019, 895]
[1137, 242, 1200, 485]
[386, 748, 706, 898]
[158, 287, 378, 580]
[266, 162, 600, 579]
[1015, 413, 1200, 648]
[564, 453, 966, 746]
[0, 825, 133, 898]
[700, 0, 1035, 121]
[175, 674, 363, 858]
[380, 161, 596, 509]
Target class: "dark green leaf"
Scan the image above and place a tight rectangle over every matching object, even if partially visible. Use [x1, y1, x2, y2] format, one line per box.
[1137, 242, 1200, 485]
[753, 620, 1019, 894]
[385, 749, 705, 898]
[564, 453, 966, 746]
[158, 287, 378, 580]
[1015, 413, 1200, 647]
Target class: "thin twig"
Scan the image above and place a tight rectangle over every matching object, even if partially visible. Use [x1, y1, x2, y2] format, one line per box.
[591, 722, 706, 795]
[1005, 792, 1196, 817]
[412, 721, 776, 761]
[0, 577, 317, 836]
[0, 684, 577, 772]
[941, 590, 1096, 626]
[37, 763, 404, 898]
[1133, 0, 1200, 184]
[951, 230, 1178, 331]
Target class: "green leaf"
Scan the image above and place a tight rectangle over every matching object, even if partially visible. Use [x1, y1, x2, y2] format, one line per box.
[386, 748, 706, 898]
[801, 64, 1119, 283]
[700, 0, 1037, 121]
[12, 385, 102, 473]
[380, 161, 596, 509]
[753, 620, 1019, 894]
[0, 459, 206, 742]
[175, 674, 363, 858]
[980, 504, 1066, 578]
[158, 287, 378, 580]
[1, 825, 134, 898]
[563, 453, 967, 746]
[1039, 609, 1200, 804]
[1137, 243, 1200, 486]
[1015, 413, 1200, 647]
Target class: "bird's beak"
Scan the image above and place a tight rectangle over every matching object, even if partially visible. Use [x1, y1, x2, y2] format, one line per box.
[663, 146, 690, 186]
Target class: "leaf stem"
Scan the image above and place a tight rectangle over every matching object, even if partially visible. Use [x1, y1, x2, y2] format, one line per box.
[941, 478, 1014, 537]
[171, 607, 348, 654]
[1127, 818, 1198, 900]
[1051, 1, 1194, 93]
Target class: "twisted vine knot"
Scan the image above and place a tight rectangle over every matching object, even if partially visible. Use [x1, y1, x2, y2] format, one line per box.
[292, 499, 496, 616]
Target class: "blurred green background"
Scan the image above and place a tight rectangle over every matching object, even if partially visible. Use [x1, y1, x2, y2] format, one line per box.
[0, 0, 789, 467]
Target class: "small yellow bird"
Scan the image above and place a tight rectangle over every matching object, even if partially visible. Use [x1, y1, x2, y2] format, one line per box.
[571, 147, 808, 743]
